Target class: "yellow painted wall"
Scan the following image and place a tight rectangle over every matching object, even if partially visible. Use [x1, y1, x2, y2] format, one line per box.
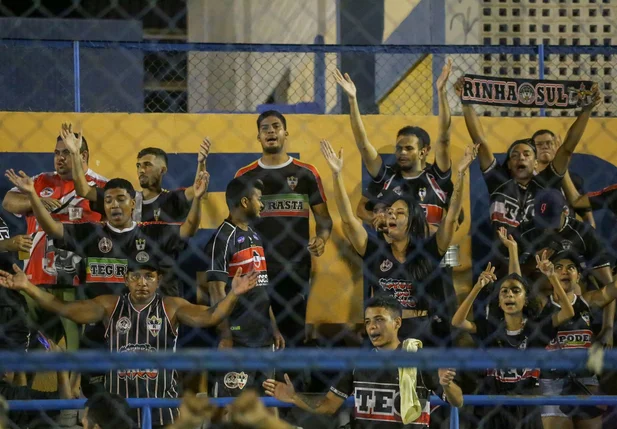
[2, 112, 616, 325]
[378, 54, 434, 115]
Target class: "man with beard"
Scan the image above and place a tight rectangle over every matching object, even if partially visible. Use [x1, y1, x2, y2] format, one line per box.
[234, 110, 332, 348]
[334, 62, 454, 234]
[2, 125, 107, 350]
[532, 129, 595, 227]
[204, 177, 284, 397]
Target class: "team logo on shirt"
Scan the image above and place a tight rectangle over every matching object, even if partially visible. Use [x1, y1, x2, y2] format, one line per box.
[39, 187, 54, 198]
[252, 250, 262, 269]
[392, 186, 402, 196]
[136, 251, 150, 263]
[146, 315, 162, 337]
[116, 316, 132, 334]
[223, 371, 249, 390]
[581, 311, 590, 326]
[237, 236, 245, 244]
[98, 237, 113, 253]
[286, 176, 298, 191]
[153, 208, 161, 221]
[136, 239, 146, 251]
[380, 259, 393, 272]
[560, 240, 572, 251]
[418, 187, 427, 202]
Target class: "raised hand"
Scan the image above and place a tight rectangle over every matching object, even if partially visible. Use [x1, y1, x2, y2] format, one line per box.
[475, 262, 497, 288]
[3, 235, 33, 253]
[454, 77, 464, 98]
[438, 368, 456, 387]
[436, 58, 452, 92]
[457, 144, 479, 174]
[5, 169, 35, 195]
[320, 139, 343, 174]
[230, 267, 259, 296]
[59, 123, 82, 155]
[497, 227, 517, 250]
[193, 171, 210, 199]
[334, 69, 357, 99]
[263, 373, 296, 403]
[582, 84, 602, 111]
[535, 249, 555, 277]
[0, 264, 31, 291]
[198, 138, 211, 164]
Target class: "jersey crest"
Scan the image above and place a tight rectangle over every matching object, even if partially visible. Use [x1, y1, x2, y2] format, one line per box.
[286, 175, 298, 191]
[98, 237, 113, 253]
[147, 315, 163, 337]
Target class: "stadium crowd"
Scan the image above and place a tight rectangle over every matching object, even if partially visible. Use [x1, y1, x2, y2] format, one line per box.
[0, 61, 616, 429]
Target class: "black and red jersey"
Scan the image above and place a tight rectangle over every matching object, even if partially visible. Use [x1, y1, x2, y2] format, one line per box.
[365, 163, 450, 227]
[54, 221, 186, 298]
[204, 220, 272, 348]
[587, 183, 617, 214]
[94, 188, 189, 223]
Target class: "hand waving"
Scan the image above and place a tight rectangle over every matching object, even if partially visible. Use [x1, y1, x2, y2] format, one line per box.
[436, 58, 452, 92]
[193, 171, 210, 199]
[457, 144, 479, 174]
[475, 262, 497, 288]
[230, 267, 259, 296]
[5, 169, 35, 195]
[198, 138, 211, 164]
[59, 123, 82, 155]
[536, 250, 555, 277]
[334, 69, 357, 99]
[497, 227, 517, 250]
[582, 84, 602, 111]
[320, 139, 343, 174]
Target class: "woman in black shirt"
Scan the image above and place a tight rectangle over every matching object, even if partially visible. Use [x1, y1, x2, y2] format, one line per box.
[319, 140, 475, 343]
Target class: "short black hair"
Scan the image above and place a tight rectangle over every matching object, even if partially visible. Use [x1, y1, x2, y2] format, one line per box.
[396, 126, 430, 150]
[531, 129, 555, 140]
[137, 147, 168, 166]
[104, 178, 136, 198]
[225, 177, 264, 209]
[365, 295, 402, 319]
[85, 392, 133, 429]
[257, 110, 287, 131]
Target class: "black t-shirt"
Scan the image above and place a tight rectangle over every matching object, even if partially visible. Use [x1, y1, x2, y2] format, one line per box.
[587, 183, 617, 214]
[538, 295, 596, 379]
[330, 346, 443, 428]
[482, 159, 564, 238]
[0, 380, 58, 428]
[234, 157, 326, 276]
[204, 220, 272, 348]
[94, 188, 190, 223]
[365, 163, 451, 227]
[54, 221, 186, 298]
[363, 235, 445, 313]
[519, 217, 611, 272]
[474, 318, 541, 394]
[0, 215, 15, 272]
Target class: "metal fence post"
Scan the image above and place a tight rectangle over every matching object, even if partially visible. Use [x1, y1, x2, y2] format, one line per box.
[449, 406, 459, 429]
[314, 34, 326, 113]
[538, 43, 545, 117]
[142, 406, 152, 429]
[73, 40, 81, 113]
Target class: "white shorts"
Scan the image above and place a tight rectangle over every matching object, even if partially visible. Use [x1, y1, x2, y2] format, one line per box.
[539, 376, 599, 418]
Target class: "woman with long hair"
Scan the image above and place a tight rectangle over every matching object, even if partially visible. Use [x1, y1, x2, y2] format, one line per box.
[538, 250, 617, 429]
[320, 139, 476, 344]
[452, 229, 574, 429]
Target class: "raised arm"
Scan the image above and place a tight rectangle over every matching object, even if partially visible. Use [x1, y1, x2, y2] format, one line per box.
[263, 373, 344, 415]
[435, 58, 453, 172]
[436, 144, 477, 254]
[184, 138, 210, 201]
[60, 123, 98, 202]
[561, 171, 591, 210]
[320, 139, 368, 256]
[172, 268, 257, 327]
[179, 171, 209, 239]
[0, 264, 110, 324]
[536, 251, 575, 326]
[5, 169, 64, 239]
[334, 69, 383, 178]
[552, 86, 601, 175]
[455, 78, 495, 171]
[451, 263, 496, 333]
[497, 227, 521, 275]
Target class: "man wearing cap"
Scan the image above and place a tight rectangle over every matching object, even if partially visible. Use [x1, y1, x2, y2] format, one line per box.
[519, 188, 615, 347]
[0, 257, 259, 429]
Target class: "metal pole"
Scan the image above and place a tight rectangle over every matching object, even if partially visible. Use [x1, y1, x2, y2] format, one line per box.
[314, 34, 326, 113]
[449, 407, 459, 429]
[538, 43, 545, 117]
[142, 406, 152, 429]
[73, 41, 81, 113]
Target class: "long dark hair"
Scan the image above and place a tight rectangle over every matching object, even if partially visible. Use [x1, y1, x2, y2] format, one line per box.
[494, 273, 541, 320]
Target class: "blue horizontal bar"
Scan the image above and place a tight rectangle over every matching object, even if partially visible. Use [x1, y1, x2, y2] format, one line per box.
[0, 348, 613, 372]
[9, 395, 617, 411]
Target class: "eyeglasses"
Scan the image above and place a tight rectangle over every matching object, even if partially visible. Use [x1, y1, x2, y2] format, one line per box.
[127, 272, 157, 282]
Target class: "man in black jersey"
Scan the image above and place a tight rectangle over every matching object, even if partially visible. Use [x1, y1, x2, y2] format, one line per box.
[61, 123, 211, 223]
[264, 296, 463, 428]
[203, 177, 284, 397]
[459, 80, 601, 246]
[0, 258, 258, 428]
[234, 110, 332, 347]
[334, 63, 454, 234]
